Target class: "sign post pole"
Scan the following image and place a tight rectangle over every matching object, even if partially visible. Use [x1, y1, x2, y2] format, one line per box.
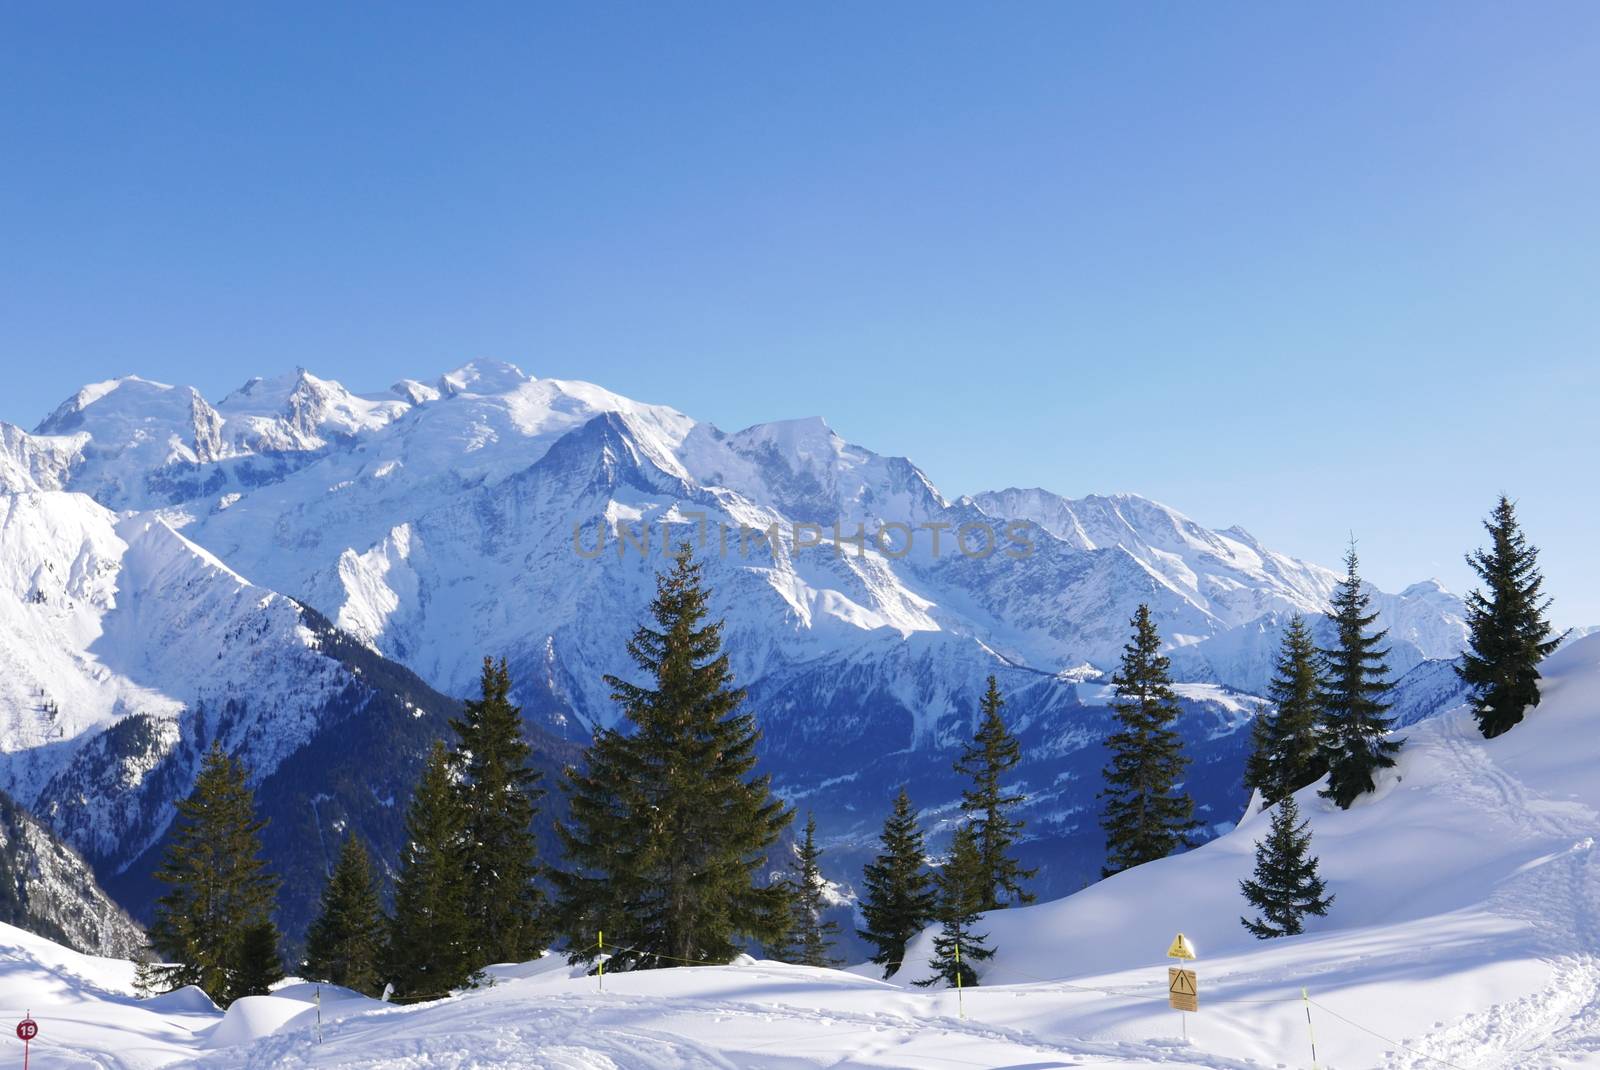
[16, 1012, 37, 1070]
[954, 939, 964, 1020]
[1165, 933, 1198, 1042]
[1302, 987, 1319, 1070]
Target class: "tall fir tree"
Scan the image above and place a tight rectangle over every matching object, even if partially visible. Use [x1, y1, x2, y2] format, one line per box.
[450, 657, 548, 966]
[1319, 546, 1402, 810]
[953, 675, 1036, 909]
[304, 835, 387, 995]
[1099, 604, 1199, 877]
[1458, 496, 1561, 739]
[914, 825, 993, 988]
[1239, 794, 1333, 938]
[1244, 615, 1328, 805]
[386, 741, 475, 1002]
[857, 788, 937, 978]
[140, 742, 281, 1007]
[782, 813, 841, 967]
[553, 547, 793, 970]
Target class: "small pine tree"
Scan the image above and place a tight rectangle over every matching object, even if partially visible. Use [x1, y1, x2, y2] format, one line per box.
[140, 743, 281, 1007]
[231, 920, 286, 999]
[304, 835, 387, 995]
[914, 825, 993, 988]
[1239, 794, 1333, 938]
[450, 657, 548, 966]
[1458, 496, 1562, 739]
[553, 547, 792, 970]
[1319, 545, 1402, 809]
[1244, 615, 1328, 805]
[1099, 605, 1199, 877]
[857, 788, 937, 978]
[387, 741, 475, 1002]
[782, 813, 841, 967]
[953, 675, 1036, 909]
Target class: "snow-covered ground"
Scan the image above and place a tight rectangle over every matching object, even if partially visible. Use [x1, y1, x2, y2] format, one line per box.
[7, 633, 1600, 1068]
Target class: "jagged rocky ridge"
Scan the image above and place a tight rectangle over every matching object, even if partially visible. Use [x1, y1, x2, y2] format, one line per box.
[0, 363, 1473, 942]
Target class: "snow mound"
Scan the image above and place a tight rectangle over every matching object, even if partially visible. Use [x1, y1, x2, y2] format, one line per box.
[270, 980, 383, 1007]
[204, 994, 309, 1049]
[139, 984, 220, 1014]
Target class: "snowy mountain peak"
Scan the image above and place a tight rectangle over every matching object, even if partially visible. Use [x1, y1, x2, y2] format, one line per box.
[730, 414, 839, 453]
[437, 359, 532, 397]
[390, 378, 443, 405]
[216, 367, 410, 447]
[33, 375, 182, 436]
[1400, 577, 1454, 598]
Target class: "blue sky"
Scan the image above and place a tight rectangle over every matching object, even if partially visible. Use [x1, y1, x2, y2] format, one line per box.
[3, 4, 1598, 624]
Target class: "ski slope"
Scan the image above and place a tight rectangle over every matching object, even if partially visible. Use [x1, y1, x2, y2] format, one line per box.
[2, 634, 1598, 1068]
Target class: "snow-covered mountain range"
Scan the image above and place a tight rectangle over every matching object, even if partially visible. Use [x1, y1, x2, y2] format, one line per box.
[0, 362, 1473, 937]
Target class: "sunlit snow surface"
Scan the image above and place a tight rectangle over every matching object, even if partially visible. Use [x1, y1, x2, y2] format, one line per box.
[8, 634, 1598, 1068]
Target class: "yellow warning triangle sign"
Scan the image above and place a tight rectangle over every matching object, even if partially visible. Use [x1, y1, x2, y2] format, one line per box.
[1166, 932, 1196, 960]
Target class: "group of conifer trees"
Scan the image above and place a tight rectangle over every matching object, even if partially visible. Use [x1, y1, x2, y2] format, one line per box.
[140, 549, 836, 1004]
[140, 654, 553, 1006]
[137, 497, 1562, 1002]
[1236, 495, 1559, 939]
[851, 675, 1035, 987]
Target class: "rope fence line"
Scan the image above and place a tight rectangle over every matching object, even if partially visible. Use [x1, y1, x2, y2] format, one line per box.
[1307, 997, 1478, 1070]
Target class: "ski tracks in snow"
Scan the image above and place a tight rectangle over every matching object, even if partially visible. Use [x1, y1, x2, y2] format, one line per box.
[1386, 714, 1600, 1069]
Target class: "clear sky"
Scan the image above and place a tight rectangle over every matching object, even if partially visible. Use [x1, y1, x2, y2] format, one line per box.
[3, 4, 1597, 625]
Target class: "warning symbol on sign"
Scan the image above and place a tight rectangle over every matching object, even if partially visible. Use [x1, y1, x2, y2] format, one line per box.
[1166, 932, 1196, 960]
[1168, 966, 1198, 1012]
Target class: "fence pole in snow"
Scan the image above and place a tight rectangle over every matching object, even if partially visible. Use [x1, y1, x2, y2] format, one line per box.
[316, 985, 323, 1044]
[955, 940, 964, 1020]
[598, 931, 605, 993]
[1302, 987, 1319, 1069]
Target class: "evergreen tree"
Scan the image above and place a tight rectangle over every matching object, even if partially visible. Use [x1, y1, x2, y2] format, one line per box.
[1239, 794, 1333, 938]
[450, 657, 547, 966]
[140, 743, 280, 1007]
[231, 920, 286, 1000]
[1458, 496, 1562, 739]
[554, 547, 793, 970]
[953, 675, 1036, 909]
[1099, 604, 1199, 877]
[386, 741, 475, 1002]
[1319, 546, 1401, 809]
[304, 835, 387, 995]
[857, 788, 937, 978]
[1244, 615, 1328, 805]
[782, 813, 841, 967]
[914, 825, 993, 988]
